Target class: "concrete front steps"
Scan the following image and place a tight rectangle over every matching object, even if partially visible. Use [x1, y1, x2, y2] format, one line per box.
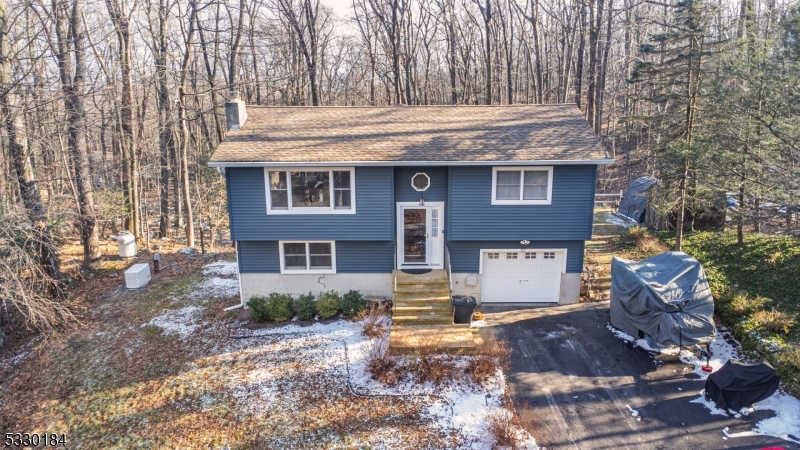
[392, 269, 453, 325]
[389, 269, 483, 355]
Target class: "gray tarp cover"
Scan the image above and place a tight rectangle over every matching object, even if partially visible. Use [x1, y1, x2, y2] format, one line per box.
[610, 252, 716, 346]
[618, 177, 658, 223]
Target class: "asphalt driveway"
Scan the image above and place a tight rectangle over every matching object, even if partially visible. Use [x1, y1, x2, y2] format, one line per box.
[483, 302, 798, 450]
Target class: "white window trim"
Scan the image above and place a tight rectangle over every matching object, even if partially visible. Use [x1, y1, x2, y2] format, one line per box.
[491, 166, 553, 205]
[411, 172, 431, 192]
[279, 241, 337, 274]
[265, 167, 356, 215]
[478, 248, 567, 274]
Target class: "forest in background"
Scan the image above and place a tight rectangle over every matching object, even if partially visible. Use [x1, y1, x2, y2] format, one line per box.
[0, 0, 798, 331]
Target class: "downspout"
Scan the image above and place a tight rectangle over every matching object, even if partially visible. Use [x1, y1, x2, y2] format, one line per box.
[224, 242, 245, 311]
[220, 166, 244, 311]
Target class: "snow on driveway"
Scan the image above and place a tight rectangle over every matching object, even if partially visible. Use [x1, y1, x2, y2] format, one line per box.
[608, 324, 800, 446]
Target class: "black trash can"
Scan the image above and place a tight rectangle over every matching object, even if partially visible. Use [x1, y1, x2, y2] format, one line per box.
[452, 295, 477, 324]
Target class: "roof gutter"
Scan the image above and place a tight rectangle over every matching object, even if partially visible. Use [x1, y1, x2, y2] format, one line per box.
[208, 159, 615, 168]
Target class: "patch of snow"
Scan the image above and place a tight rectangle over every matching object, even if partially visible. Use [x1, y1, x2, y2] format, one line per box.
[470, 319, 488, 328]
[749, 392, 800, 444]
[626, 405, 640, 417]
[202, 260, 238, 277]
[604, 212, 637, 228]
[678, 331, 740, 380]
[193, 277, 239, 299]
[690, 391, 730, 416]
[190, 260, 240, 299]
[606, 324, 634, 342]
[543, 331, 562, 341]
[680, 333, 800, 446]
[145, 306, 204, 337]
[225, 318, 538, 449]
[10, 351, 28, 366]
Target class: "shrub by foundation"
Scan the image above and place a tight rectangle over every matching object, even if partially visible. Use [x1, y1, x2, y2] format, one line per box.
[316, 290, 340, 319]
[266, 293, 294, 322]
[294, 292, 316, 321]
[246, 295, 270, 323]
[340, 290, 367, 318]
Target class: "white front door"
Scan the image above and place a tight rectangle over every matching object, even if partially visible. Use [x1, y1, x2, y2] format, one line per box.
[481, 250, 565, 302]
[397, 202, 444, 268]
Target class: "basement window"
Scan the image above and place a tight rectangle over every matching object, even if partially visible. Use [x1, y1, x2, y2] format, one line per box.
[279, 241, 336, 274]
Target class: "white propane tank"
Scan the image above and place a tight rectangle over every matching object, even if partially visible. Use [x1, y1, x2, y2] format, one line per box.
[117, 231, 137, 258]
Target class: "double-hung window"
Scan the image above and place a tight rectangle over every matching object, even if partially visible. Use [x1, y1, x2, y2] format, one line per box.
[279, 241, 336, 273]
[266, 168, 355, 214]
[491, 166, 553, 205]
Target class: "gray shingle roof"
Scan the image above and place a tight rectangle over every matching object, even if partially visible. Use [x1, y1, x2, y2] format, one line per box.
[208, 104, 611, 166]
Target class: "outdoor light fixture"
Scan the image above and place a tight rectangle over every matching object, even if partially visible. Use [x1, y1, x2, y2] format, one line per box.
[485, 393, 492, 406]
[520, 240, 530, 246]
[419, 195, 425, 206]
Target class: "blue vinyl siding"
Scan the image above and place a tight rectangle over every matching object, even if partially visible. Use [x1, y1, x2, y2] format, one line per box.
[394, 167, 448, 202]
[227, 167, 394, 241]
[336, 241, 395, 272]
[447, 240, 585, 273]
[237, 240, 394, 273]
[238, 241, 280, 273]
[447, 165, 597, 241]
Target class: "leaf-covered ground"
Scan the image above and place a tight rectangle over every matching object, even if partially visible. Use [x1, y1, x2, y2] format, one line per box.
[0, 251, 535, 449]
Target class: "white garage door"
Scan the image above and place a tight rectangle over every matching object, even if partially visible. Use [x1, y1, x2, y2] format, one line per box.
[481, 250, 564, 303]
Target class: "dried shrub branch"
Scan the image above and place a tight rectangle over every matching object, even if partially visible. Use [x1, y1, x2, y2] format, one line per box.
[0, 205, 75, 332]
[359, 301, 390, 338]
[364, 338, 403, 385]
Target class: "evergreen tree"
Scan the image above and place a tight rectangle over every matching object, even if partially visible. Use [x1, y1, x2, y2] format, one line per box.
[629, 0, 722, 250]
[705, 4, 800, 242]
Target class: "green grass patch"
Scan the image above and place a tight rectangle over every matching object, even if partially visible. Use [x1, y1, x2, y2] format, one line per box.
[656, 231, 800, 397]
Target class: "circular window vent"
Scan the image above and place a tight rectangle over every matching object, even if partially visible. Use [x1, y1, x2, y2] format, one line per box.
[411, 172, 430, 192]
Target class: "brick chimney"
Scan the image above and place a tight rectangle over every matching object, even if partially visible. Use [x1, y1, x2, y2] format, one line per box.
[225, 89, 248, 131]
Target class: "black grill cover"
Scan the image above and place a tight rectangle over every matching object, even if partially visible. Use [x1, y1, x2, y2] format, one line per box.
[704, 360, 780, 411]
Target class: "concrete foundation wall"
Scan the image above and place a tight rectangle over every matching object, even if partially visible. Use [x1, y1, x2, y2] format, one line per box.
[240, 270, 580, 305]
[559, 272, 581, 305]
[240, 272, 393, 300]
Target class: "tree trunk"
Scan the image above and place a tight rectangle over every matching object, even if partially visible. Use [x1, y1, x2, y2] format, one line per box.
[674, 161, 688, 252]
[585, 0, 604, 126]
[1, 0, 62, 291]
[67, 0, 100, 268]
[178, 1, 198, 247]
[575, 0, 586, 108]
[105, 0, 140, 237]
[594, 0, 613, 134]
[154, 0, 172, 239]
